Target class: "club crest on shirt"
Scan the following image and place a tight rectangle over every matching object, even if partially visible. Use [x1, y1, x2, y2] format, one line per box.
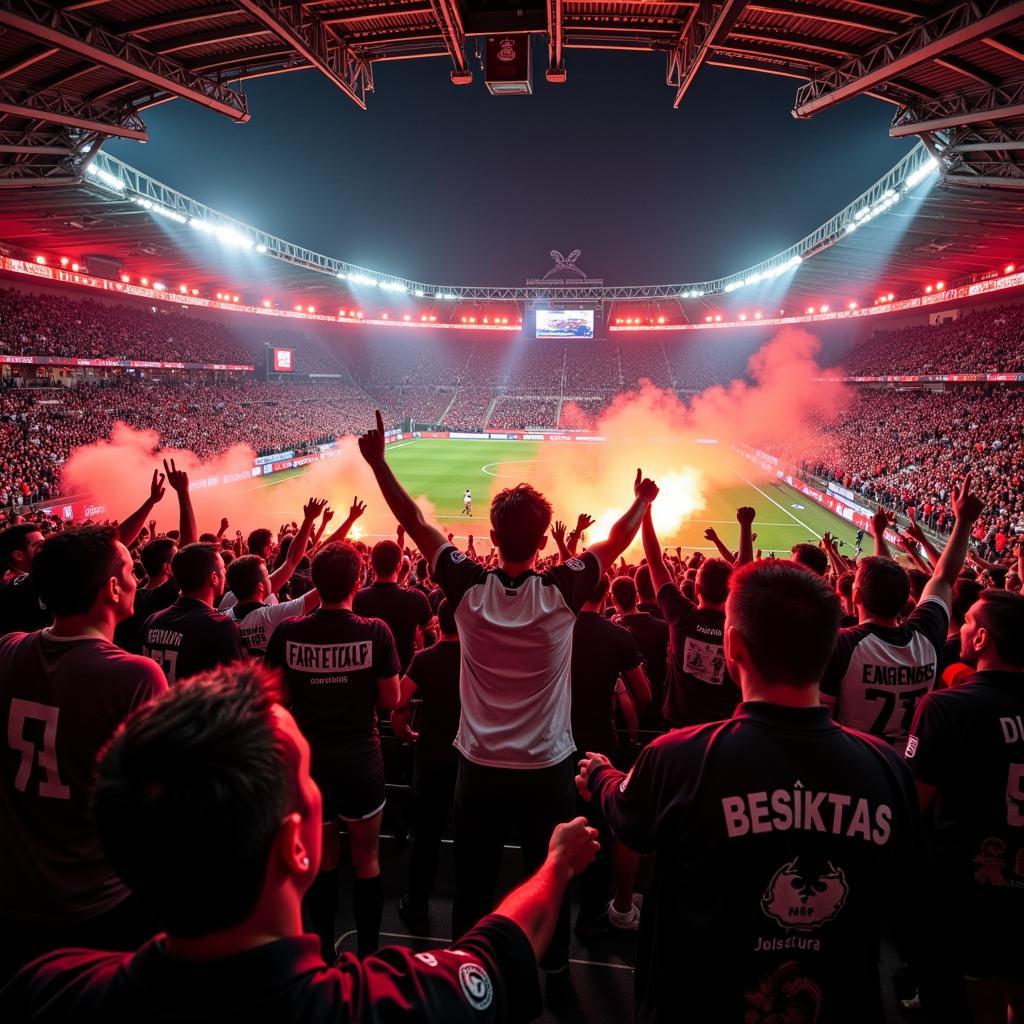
[904, 735, 919, 758]
[761, 859, 848, 931]
[458, 962, 493, 1011]
[450, 550, 467, 564]
[973, 837, 1008, 887]
[565, 558, 585, 571]
[743, 960, 823, 1024]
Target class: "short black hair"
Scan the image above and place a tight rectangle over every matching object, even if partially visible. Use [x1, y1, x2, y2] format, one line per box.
[791, 543, 828, 577]
[634, 564, 655, 603]
[727, 561, 841, 687]
[585, 574, 610, 606]
[0, 523, 42, 571]
[855, 556, 911, 620]
[437, 598, 457, 636]
[31, 526, 122, 617]
[370, 539, 402, 578]
[610, 575, 637, 612]
[226, 554, 265, 602]
[697, 558, 732, 605]
[311, 543, 362, 603]
[907, 568, 930, 602]
[141, 538, 177, 579]
[247, 528, 273, 557]
[172, 543, 221, 594]
[94, 663, 299, 938]
[972, 590, 1024, 667]
[951, 576, 985, 626]
[490, 484, 552, 562]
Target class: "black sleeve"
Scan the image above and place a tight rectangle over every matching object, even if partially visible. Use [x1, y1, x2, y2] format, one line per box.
[820, 627, 860, 699]
[656, 581, 694, 627]
[905, 596, 950, 660]
[337, 913, 542, 1024]
[431, 545, 487, 611]
[904, 690, 958, 787]
[617, 625, 643, 674]
[218, 617, 245, 664]
[263, 622, 286, 670]
[375, 620, 402, 678]
[543, 552, 600, 615]
[413, 588, 433, 627]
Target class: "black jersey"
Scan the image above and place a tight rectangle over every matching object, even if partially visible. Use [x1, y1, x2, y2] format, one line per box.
[264, 608, 400, 757]
[405, 639, 462, 766]
[657, 582, 739, 726]
[570, 612, 642, 754]
[142, 598, 244, 685]
[0, 574, 50, 637]
[0, 914, 540, 1024]
[822, 596, 948, 753]
[114, 579, 179, 655]
[906, 671, 1024, 905]
[588, 702, 922, 1024]
[353, 582, 432, 672]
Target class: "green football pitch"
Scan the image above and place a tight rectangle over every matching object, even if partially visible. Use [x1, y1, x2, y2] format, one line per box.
[246, 438, 865, 559]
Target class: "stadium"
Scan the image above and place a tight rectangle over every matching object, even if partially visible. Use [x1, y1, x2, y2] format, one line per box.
[1, 1, 1024, 1022]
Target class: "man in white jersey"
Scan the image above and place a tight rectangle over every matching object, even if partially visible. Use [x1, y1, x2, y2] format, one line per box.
[462, 489, 472, 517]
[357, 411, 658, 987]
[821, 476, 982, 752]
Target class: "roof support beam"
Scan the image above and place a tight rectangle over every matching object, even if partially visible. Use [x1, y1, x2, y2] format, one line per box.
[747, 2, 901, 35]
[934, 55, 998, 87]
[0, 83, 147, 140]
[0, 45, 60, 80]
[0, 0, 249, 121]
[890, 78, 1024, 135]
[547, 0, 566, 80]
[728, 29, 854, 57]
[951, 138, 1024, 150]
[322, 3, 433, 23]
[233, 0, 371, 108]
[428, 0, 471, 82]
[983, 34, 1024, 63]
[667, 0, 747, 107]
[118, 4, 239, 36]
[944, 173, 1024, 187]
[794, 0, 1024, 117]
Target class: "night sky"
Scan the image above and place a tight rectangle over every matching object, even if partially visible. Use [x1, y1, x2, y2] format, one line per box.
[108, 49, 914, 286]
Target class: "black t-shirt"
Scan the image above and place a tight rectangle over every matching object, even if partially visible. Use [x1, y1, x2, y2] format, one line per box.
[0, 574, 50, 637]
[617, 610, 669, 706]
[0, 914, 541, 1024]
[939, 634, 961, 676]
[142, 598, 244, 684]
[571, 612, 642, 754]
[264, 608, 400, 760]
[821, 596, 948, 752]
[353, 582, 432, 672]
[406, 639, 462, 765]
[906, 671, 1024, 910]
[658, 583, 738, 726]
[589, 703, 923, 1024]
[114, 579, 179, 655]
[636, 600, 664, 621]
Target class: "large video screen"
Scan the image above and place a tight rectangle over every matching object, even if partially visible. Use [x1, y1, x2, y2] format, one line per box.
[535, 309, 594, 339]
[273, 347, 294, 372]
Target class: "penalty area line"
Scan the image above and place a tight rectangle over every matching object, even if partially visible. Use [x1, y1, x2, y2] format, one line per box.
[735, 473, 821, 539]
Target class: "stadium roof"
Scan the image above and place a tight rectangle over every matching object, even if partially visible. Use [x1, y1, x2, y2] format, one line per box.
[0, 0, 1022, 191]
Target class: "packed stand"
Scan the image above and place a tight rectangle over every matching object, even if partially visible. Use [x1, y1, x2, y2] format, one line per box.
[486, 396, 559, 430]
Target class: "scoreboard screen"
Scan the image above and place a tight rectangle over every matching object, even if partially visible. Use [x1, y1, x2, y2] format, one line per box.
[273, 347, 294, 372]
[535, 309, 594, 339]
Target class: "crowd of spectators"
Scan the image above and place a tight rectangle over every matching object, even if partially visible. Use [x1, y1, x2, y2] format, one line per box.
[487, 396, 560, 430]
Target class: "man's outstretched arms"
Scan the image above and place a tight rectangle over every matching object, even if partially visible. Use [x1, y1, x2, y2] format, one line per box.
[585, 469, 659, 575]
[359, 411, 448, 564]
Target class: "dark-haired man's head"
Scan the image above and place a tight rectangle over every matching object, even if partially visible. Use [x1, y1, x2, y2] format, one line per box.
[93, 663, 321, 941]
[247, 528, 274, 560]
[31, 526, 137, 627]
[583, 574, 610, 610]
[311, 542, 362, 605]
[790, 543, 828, 577]
[634, 564, 656, 604]
[172, 543, 226, 603]
[906, 569, 930, 603]
[0, 523, 44, 575]
[437, 598, 457, 638]
[226, 554, 270, 605]
[696, 558, 732, 607]
[726, 561, 841, 691]
[853, 556, 911, 623]
[370, 540, 402, 581]
[490, 484, 551, 564]
[960, 590, 1024, 670]
[610, 575, 637, 614]
[951, 576, 985, 628]
[141, 538, 178, 582]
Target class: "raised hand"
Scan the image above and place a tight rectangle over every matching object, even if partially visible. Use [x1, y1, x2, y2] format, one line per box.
[704, 526, 719, 542]
[951, 474, 983, 525]
[162, 458, 189, 494]
[871, 507, 890, 534]
[220, 517, 229, 532]
[321, 507, 335, 525]
[736, 506, 756, 527]
[575, 513, 595, 534]
[821, 531, 836, 550]
[633, 468, 659, 504]
[905, 513, 926, 543]
[303, 497, 328, 521]
[149, 518, 157, 538]
[149, 469, 166, 505]
[552, 520, 567, 544]
[357, 410, 387, 467]
[349, 497, 367, 521]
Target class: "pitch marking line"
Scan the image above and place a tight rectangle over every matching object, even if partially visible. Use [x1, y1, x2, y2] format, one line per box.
[736, 473, 821, 539]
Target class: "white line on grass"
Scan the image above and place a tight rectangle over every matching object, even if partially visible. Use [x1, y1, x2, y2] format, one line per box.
[736, 473, 821, 539]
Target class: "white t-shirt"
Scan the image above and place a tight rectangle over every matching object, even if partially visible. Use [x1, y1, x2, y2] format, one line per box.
[225, 596, 306, 654]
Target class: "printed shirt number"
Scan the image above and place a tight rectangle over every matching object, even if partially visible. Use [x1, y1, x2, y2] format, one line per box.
[8, 699, 70, 799]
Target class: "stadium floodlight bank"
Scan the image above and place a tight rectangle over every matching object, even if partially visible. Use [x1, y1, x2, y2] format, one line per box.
[84, 143, 940, 303]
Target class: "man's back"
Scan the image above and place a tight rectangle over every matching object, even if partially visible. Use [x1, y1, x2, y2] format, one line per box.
[617, 610, 668, 697]
[142, 598, 243, 684]
[591, 703, 920, 1023]
[0, 574, 50, 637]
[0, 630, 166, 926]
[114, 579, 178, 655]
[353, 582, 431, 672]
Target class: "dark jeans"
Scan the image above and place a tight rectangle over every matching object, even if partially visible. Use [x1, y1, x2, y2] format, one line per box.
[0, 892, 158, 988]
[408, 753, 458, 912]
[452, 754, 575, 970]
